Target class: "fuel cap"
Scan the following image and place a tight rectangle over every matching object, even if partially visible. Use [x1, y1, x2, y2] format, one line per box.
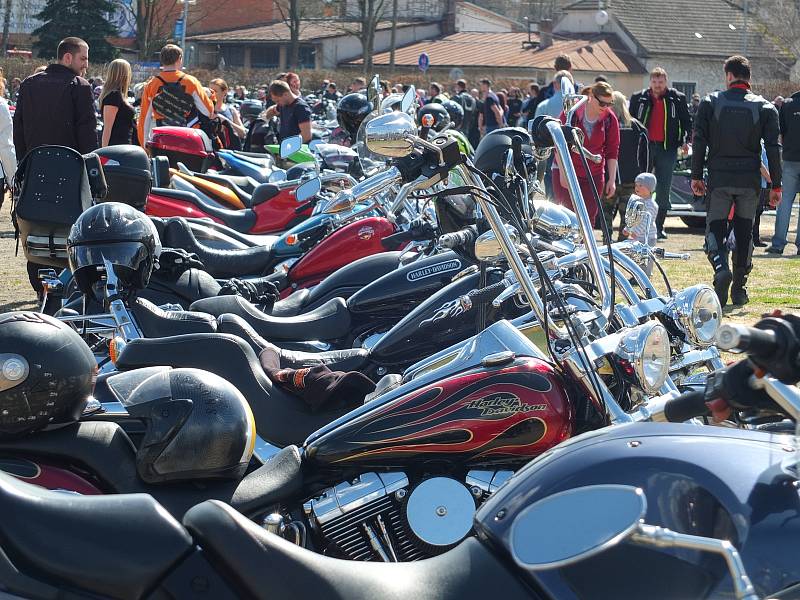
[481, 351, 515, 367]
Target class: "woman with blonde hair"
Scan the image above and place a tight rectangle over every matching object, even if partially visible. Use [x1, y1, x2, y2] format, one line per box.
[0, 70, 16, 195]
[606, 89, 649, 239]
[100, 58, 135, 146]
[209, 77, 246, 148]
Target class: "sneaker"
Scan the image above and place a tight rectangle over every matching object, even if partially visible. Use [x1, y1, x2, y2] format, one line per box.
[713, 269, 733, 307]
[657, 230, 668, 240]
[765, 246, 784, 255]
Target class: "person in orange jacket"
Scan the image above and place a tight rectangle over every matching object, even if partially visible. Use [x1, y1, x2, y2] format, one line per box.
[137, 44, 215, 147]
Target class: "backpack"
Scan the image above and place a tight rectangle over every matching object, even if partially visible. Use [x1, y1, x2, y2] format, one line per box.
[151, 75, 196, 127]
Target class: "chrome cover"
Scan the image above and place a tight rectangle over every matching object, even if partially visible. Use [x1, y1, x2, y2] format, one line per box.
[309, 472, 409, 525]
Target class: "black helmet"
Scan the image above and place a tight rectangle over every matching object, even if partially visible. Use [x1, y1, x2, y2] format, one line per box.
[120, 368, 255, 483]
[417, 103, 451, 132]
[286, 162, 317, 181]
[441, 100, 464, 129]
[337, 93, 372, 139]
[239, 99, 264, 123]
[67, 202, 162, 295]
[0, 312, 96, 438]
[473, 127, 533, 177]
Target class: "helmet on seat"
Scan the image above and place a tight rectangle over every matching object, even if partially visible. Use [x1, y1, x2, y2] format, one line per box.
[441, 100, 464, 129]
[239, 99, 264, 123]
[121, 368, 255, 483]
[67, 202, 162, 296]
[0, 312, 96, 438]
[417, 103, 451, 133]
[336, 93, 372, 140]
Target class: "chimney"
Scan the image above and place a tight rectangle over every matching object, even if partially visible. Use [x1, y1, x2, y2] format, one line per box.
[538, 18, 553, 49]
[443, 0, 457, 35]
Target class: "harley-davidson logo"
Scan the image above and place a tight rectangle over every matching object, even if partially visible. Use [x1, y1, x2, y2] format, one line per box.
[358, 226, 374, 240]
[465, 392, 546, 417]
[407, 259, 462, 282]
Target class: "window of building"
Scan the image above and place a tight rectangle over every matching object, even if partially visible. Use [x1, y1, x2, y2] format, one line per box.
[251, 45, 280, 69]
[299, 45, 316, 69]
[673, 82, 696, 98]
[220, 45, 245, 67]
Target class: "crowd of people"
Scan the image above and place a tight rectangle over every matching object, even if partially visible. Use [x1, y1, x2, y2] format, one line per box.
[2, 36, 799, 309]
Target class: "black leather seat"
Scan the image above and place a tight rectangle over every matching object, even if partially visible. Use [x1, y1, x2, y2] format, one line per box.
[116, 333, 356, 446]
[190, 295, 351, 341]
[151, 187, 257, 233]
[183, 501, 532, 600]
[0, 470, 193, 600]
[217, 313, 371, 372]
[270, 288, 310, 316]
[232, 150, 275, 167]
[162, 217, 276, 278]
[143, 268, 223, 310]
[249, 182, 282, 206]
[195, 172, 254, 206]
[131, 297, 217, 337]
[196, 172, 258, 194]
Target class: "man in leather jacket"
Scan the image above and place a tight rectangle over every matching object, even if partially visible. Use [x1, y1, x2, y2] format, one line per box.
[691, 55, 781, 307]
[629, 67, 693, 239]
[13, 36, 97, 298]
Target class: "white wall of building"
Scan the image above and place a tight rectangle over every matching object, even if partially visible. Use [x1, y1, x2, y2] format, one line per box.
[321, 22, 440, 67]
[342, 0, 443, 20]
[455, 4, 515, 32]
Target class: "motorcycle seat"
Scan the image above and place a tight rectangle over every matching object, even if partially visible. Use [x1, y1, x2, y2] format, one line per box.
[143, 267, 223, 310]
[217, 313, 370, 372]
[271, 288, 311, 316]
[232, 150, 275, 167]
[152, 186, 257, 233]
[198, 172, 259, 193]
[190, 295, 351, 342]
[116, 333, 356, 447]
[130, 297, 218, 338]
[0, 470, 192, 600]
[194, 171, 255, 206]
[183, 501, 531, 600]
[162, 217, 276, 278]
[250, 182, 282, 206]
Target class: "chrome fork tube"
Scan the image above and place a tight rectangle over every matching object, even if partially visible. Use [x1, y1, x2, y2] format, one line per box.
[545, 119, 613, 327]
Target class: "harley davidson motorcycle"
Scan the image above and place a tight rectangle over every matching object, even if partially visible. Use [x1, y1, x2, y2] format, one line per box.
[0, 311, 797, 598]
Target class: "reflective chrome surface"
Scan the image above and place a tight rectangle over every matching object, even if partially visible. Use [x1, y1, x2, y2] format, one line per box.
[474, 225, 519, 263]
[663, 284, 722, 347]
[613, 321, 671, 394]
[364, 112, 417, 158]
[310, 472, 409, 525]
[405, 477, 475, 547]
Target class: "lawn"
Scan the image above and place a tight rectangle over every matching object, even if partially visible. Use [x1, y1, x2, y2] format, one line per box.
[2, 199, 799, 326]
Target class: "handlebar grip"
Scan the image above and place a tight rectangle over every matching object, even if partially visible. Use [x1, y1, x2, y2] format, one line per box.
[717, 324, 778, 357]
[663, 390, 709, 422]
[381, 229, 414, 249]
[467, 280, 507, 306]
[439, 228, 476, 249]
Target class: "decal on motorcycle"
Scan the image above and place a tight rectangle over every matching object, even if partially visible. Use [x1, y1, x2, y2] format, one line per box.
[357, 226, 375, 240]
[419, 295, 472, 328]
[465, 392, 548, 417]
[406, 259, 462, 282]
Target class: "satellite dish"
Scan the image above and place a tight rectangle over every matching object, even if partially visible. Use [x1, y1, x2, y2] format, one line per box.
[595, 9, 609, 26]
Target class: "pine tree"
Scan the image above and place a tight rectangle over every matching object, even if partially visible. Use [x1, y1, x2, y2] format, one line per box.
[32, 0, 119, 62]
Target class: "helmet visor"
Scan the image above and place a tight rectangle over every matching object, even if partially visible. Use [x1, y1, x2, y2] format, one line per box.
[68, 242, 149, 277]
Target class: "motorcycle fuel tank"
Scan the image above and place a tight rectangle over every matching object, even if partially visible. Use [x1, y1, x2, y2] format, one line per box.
[288, 216, 397, 286]
[304, 357, 573, 469]
[250, 188, 313, 234]
[347, 251, 469, 318]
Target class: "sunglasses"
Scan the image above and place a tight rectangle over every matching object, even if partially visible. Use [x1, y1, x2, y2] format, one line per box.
[595, 96, 613, 108]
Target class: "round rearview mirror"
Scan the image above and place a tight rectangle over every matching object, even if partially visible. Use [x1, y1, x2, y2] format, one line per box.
[323, 190, 356, 214]
[474, 226, 519, 263]
[280, 135, 303, 159]
[510, 485, 646, 570]
[268, 169, 287, 183]
[365, 112, 417, 158]
[625, 200, 645, 229]
[295, 177, 322, 203]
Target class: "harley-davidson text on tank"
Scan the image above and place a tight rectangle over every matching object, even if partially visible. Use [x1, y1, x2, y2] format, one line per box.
[406, 259, 462, 282]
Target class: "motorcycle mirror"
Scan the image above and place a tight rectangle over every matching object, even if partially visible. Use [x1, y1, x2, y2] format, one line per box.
[401, 85, 416, 114]
[295, 177, 322, 202]
[268, 169, 287, 183]
[510, 485, 646, 570]
[365, 112, 417, 158]
[280, 135, 303, 159]
[323, 189, 356, 214]
[308, 139, 322, 152]
[474, 226, 519, 263]
[625, 200, 646, 229]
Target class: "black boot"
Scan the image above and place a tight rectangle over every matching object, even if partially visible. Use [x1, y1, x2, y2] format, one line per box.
[730, 267, 750, 305]
[706, 220, 732, 306]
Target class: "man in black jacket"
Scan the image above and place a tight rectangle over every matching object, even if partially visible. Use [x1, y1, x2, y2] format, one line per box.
[767, 89, 800, 255]
[691, 56, 781, 307]
[629, 67, 693, 239]
[13, 36, 98, 296]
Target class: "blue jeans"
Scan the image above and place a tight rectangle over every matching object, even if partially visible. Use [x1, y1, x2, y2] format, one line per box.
[650, 143, 678, 213]
[771, 159, 800, 249]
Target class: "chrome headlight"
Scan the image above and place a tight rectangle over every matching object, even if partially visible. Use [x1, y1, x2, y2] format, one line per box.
[664, 284, 722, 347]
[614, 322, 670, 394]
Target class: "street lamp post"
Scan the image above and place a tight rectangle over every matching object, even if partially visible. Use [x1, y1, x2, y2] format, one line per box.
[179, 0, 197, 57]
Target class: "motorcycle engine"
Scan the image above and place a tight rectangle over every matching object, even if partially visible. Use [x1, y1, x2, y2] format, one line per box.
[305, 470, 512, 561]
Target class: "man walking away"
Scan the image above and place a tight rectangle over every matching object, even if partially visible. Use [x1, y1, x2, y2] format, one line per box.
[138, 44, 214, 146]
[478, 79, 503, 136]
[766, 87, 800, 255]
[691, 55, 781, 307]
[453, 79, 477, 142]
[629, 67, 693, 239]
[13, 36, 97, 298]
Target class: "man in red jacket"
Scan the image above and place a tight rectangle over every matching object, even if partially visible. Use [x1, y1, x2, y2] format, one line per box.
[13, 36, 97, 297]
